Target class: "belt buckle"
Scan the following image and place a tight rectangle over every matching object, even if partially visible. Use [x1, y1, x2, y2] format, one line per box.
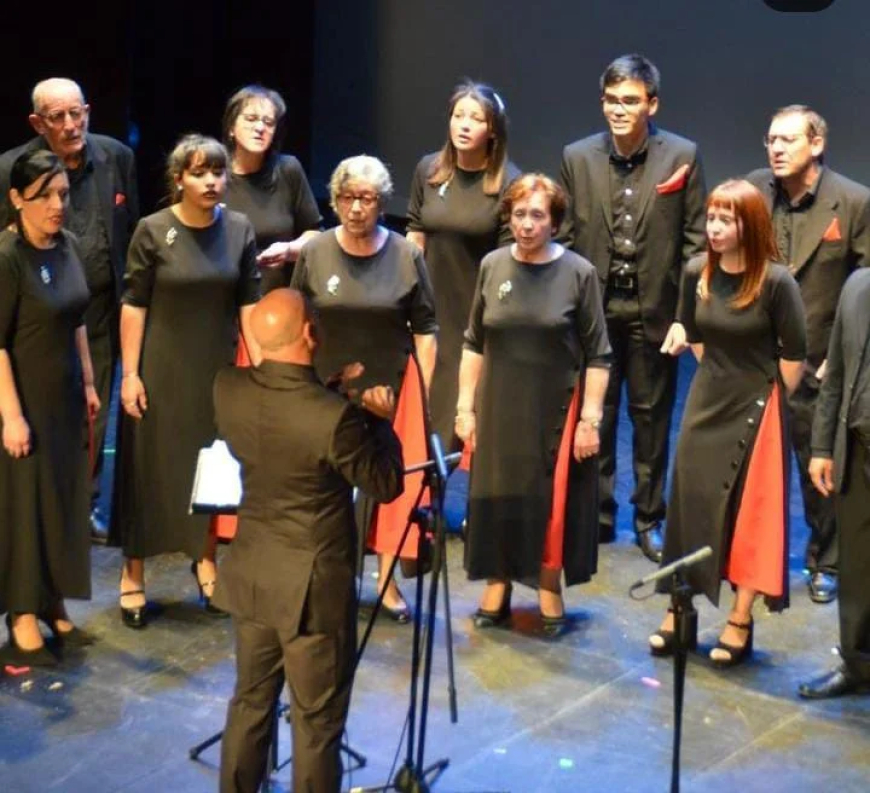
[613, 274, 635, 291]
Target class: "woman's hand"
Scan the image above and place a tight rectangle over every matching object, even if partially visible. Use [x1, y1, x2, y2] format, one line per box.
[573, 419, 599, 462]
[256, 241, 295, 267]
[361, 385, 396, 420]
[454, 410, 476, 452]
[85, 384, 101, 420]
[3, 414, 31, 458]
[121, 373, 148, 420]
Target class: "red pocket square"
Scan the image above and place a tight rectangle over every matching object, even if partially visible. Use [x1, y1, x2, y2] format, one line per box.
[114, 192, 126, 207]
[822, 217, 842, 242]
[656, 164, 689, 195]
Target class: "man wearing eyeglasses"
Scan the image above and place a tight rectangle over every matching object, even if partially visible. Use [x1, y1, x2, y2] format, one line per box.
[558, 54, 706, 563]
[0, 78, 139, 541]
[747, 105, 870, 605]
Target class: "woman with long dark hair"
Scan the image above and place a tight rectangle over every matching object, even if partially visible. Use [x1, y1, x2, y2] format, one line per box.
[407, 80, 520, 448]
[112, 135, 261, 629]
[223, 84, 321, 294]
[0, 150, 100, 665]
[650, 179, 806, 666]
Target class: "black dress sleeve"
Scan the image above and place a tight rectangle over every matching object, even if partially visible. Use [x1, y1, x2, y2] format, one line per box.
[281, 156, 322, 232]
[0, 244, 21, 347]
[462, 256, 489, 354]
[574, 257, 611, 368]
[769, 265, 807, 361]
[408, 246, 438, 335]
[678, 257, 704, 343]
[406, 158, 428, 232]
[121, 218, 157, 308]
[236, 219, 262, 307]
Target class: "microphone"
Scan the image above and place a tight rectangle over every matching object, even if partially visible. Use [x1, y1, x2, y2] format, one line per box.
[629, 546, 713, 591]
[429, 432, 449, 482]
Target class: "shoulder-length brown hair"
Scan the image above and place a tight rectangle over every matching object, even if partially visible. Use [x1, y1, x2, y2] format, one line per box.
[427, 80, 508, 196]
[701, 179, 779, 309]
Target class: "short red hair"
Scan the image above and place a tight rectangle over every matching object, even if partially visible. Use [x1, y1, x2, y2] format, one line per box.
[501, 173, 567, 230]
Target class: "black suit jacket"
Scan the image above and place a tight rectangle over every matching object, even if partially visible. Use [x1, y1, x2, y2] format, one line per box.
[811, 269, 870, 491]
[746, 167, 870, 370]
[211, 361, 404, 636]
[0, 133, 139, 296]
[559, 127, 706, 343]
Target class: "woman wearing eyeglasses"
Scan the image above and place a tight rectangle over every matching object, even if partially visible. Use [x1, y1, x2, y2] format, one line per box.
[223, 85, 321, 295]
[292, 156, 437, 621]
[112, 135, 261, 629]
[406, 80, 520, 449]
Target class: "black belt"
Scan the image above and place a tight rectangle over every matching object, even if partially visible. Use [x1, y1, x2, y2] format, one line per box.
[608, 272, 638, 292]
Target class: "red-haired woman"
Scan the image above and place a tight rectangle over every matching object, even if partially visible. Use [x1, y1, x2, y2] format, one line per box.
[456, 174, 611, 637]
[407, 80, 520, 448]
[650, 179, 806, 666]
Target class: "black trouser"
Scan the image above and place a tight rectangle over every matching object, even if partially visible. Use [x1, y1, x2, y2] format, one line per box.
[789, 374, 838, 572]
[836, 436, 870, 679]
[82, 288, 119, 507]
[220, 617, 355, 793]
[599, 292, 677, 534]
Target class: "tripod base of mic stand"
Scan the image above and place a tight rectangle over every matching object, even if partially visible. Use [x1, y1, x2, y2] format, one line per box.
[353, 757, 449, 793]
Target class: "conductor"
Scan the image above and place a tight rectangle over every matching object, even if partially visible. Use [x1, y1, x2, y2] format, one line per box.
[212, 288, 404, 792]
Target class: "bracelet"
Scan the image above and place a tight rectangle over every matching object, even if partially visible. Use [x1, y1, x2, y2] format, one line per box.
[122, 372, 139, 379]
[580, 417, 601, 429]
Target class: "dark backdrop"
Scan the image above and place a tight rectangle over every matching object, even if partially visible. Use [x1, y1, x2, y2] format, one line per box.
[0, 1, 865, 216]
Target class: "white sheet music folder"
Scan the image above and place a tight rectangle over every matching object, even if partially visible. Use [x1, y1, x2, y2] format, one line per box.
[189, 440, 242, 514]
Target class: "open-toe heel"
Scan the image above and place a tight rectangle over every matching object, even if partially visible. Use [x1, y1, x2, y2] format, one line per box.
[649, 606, 698, 657]
[710, 617, 754, 668]
[191, 561, 228, 617]
[473, 584, 512, 629]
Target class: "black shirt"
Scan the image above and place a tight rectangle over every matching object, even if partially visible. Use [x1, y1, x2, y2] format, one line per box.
[608, 137, 648, 274]
[66, 146, 113, 294]
[771, 168, 823, 269]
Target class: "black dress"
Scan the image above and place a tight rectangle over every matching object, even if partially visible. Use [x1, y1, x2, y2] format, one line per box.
[225, 154, 321, 294]
[407, 153, 520, 446]
[0, 230, 91, 614]
[112, 208, 260, 559]
[291, 229, 438, 559]
[463, 247, 611, 587]
[661, 258, 806, 608]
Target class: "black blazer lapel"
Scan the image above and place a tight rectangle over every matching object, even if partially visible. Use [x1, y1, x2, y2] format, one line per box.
[590, 135, 614, 235]
[634, 132, 670, 230]
[90, 137, 116, 249]
[792, 183, 839, 276]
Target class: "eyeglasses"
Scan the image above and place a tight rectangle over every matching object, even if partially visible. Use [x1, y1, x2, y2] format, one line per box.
[602, 94, 647, 112]
[241, 113, 277, 129]
[39, 106, 87, 127]
[336, 193, 379, 209]
[763, 133, 808, 149]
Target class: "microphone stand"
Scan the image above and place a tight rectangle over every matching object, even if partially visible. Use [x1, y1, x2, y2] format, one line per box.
[354, 346, 456, 793]
[668, 570, 696, 793]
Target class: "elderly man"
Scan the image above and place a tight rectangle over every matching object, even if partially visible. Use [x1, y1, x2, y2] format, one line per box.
[747, 105, 870, 603]
[0, 78, 139, 540]
[213, 289, 404, 793]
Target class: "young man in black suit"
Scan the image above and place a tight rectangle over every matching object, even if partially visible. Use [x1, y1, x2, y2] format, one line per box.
[800, 269, 870, 699]
[0, 78, 139, 541]
[747, 105, 870, 603]
[559, 54, 707, 562]
[213, 289, 404, 793]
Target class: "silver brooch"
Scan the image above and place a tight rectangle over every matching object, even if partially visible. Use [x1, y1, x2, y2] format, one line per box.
[39, 264, 52, 285]
[497, 280, 512, 301]
[166, 227, 177, 247]
[327, 275, 340, 295]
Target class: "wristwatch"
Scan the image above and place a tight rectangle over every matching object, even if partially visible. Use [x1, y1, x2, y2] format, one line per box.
[581, 417, 601, 429]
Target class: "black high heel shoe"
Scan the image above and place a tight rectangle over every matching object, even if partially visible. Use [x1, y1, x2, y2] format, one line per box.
[473, 584, 512, 629]
[191, 562, 228, 617]
[710, 617, 754, 668]
[648, 607, 698, 657]
[2, 614, 59, 667]
[38, 611, 95, 648]
[119, 588, 148, 629]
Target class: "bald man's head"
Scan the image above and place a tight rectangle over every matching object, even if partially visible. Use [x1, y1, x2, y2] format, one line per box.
[29, 78, 89, 167]
[250, 289, 317, 361]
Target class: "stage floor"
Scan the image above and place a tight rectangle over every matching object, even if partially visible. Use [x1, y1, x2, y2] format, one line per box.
[1, 529, 869, 793]
[2, 358, 869, 792]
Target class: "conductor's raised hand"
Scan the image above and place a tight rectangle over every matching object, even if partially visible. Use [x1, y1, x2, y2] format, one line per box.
[361, 385, 396, 420]
[121, 373, 148, 420]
